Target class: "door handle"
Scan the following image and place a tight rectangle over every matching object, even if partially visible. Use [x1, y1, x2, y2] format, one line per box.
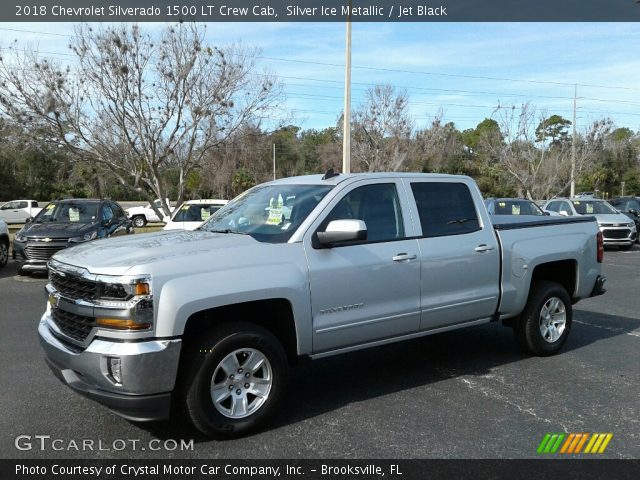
[393, 253, 417, 262]
[475, 244, 495, 253]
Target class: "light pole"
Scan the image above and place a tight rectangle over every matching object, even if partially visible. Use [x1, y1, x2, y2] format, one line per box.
[342, 1, 352, 174]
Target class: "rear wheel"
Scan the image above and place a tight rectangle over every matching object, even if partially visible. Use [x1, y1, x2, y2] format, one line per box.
[180, 322, 288, 438]
[0, 239, 8, 267]
[514, 281, 572, 356]
[132, 216, 147, 228]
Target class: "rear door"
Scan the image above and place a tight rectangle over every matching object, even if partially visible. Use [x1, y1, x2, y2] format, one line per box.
[405, 179, 500, 330]
[304, 180, 422, 353]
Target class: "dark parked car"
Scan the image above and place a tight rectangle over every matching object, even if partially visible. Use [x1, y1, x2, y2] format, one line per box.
[12, 199, 133, 274]
[610, 196, 640, 242]
[484, 198, 548, 216]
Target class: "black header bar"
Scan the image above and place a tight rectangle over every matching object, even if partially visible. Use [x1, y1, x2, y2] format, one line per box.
[6, 1, 640, 22]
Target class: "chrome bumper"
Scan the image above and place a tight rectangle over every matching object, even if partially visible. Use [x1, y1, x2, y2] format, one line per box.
[38, 313, 182, 421]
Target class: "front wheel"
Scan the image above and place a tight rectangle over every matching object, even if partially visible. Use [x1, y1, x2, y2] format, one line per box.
[132, 215, 147, 228]
[0, 239, 8, 267]
[514, 281, 572, 356]
[181, 322, 288, 438]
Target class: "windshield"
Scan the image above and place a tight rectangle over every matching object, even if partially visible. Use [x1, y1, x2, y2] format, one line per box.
[492, 200, 544, 216]
[172, 204, 224, 223]
[200, 184, 333, 243]
[572, 200, 617, 215]
[34, 202, 99, 224]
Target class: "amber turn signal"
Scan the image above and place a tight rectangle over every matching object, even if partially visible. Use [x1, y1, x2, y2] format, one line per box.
[133, 283, 150, 296]
[96, 318, 150, 330]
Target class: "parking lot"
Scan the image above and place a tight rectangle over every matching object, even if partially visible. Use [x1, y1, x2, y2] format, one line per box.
[0, 247, 638, 459]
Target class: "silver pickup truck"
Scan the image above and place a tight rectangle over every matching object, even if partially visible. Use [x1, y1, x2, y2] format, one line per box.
[39, 173, 606, 438]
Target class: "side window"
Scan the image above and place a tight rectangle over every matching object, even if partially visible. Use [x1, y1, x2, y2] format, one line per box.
[410, 182, 480, 237]
[31, 201, 38, 208]
[560, 202, 573, 215]
[324, 183, 405, 242]
[545, 202, 560, 212]
[111, 203, 125, 219]
[102, 205, 114, 222]
[17, 201, 28, 209]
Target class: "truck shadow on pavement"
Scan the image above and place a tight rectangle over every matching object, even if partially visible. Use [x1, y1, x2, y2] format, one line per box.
[138, 311, 639, 443]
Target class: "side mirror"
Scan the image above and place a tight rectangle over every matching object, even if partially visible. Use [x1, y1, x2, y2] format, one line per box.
[25, 217, 33, 223]
[629, 208, 638, 217]
[544, 211, 550, 216]
[559, 210, 569, 217]
[102, 218, 112, 227]
[316, 220, 367, 247]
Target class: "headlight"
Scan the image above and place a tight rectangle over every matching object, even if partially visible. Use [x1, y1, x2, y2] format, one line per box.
[68, 231, 98, 243]
[15, 234, 27, 242]
[95, 277, 153, 330]
[628, 222, 636, 229]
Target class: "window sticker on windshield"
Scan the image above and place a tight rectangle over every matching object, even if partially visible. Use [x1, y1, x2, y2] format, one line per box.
[281, 222, 291, 230]
[46, 204, 55, 210]
[181, 205, 190, 211]
[586, 204, 594, 214]
[498, 202, 506, 207]
[201, 209, 211, 221]
[69, 207, 80, 222]
[266, 194, 284, 225]
[512, 205, 521, 215]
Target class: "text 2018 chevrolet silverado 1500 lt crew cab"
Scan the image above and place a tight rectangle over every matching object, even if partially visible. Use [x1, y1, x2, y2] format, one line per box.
[39, 173, 606, 438]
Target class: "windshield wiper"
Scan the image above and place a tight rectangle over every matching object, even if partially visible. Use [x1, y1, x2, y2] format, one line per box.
[446, 218, 471, 225]
[206, 229, 248, 235]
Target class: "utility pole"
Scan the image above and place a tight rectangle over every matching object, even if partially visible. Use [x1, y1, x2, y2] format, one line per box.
[272, 143, 276, 180]
[342, 1, 352, 174]
[570, 84, 577, 197]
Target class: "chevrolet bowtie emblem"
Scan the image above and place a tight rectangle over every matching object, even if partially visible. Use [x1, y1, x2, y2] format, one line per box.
[42, 238, 52, 242]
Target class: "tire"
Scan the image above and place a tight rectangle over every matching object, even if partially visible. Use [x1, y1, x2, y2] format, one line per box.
[0, 239, 8, 268]
[180, 322, 288, 438]
[514, 281, 572, 356]
[132, 216, 147, 228]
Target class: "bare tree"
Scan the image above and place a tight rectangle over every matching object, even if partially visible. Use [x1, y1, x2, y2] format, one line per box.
[351, 85, 413, 172]
[484, 103, 611, 200]
[0, 23, 282, 216]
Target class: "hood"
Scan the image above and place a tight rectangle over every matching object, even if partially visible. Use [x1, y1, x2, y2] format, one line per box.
[592, 213, 634, 225]
[52, 229, 259, 276]
[21, 221, 97, 238]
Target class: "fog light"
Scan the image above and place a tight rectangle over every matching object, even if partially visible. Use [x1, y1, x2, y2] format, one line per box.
[108, 357, 122, 385]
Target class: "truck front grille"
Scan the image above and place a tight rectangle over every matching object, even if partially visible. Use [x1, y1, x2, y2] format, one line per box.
[25, 244, 67, 261]
[51, 308, 95, 343]
[602, 229, 631, 240]
[50, 271, 97, 301]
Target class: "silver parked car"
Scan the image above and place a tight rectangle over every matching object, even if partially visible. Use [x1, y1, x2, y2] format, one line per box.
[543, 198, 636, 249]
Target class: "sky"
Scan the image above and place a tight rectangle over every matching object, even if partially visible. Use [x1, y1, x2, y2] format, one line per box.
[1, 21, 639, 134]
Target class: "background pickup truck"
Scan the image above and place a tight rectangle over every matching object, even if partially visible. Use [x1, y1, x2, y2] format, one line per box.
[125, 198, 173, 227]
[0, 199, 41, 223]
[39, 173, 606, 438]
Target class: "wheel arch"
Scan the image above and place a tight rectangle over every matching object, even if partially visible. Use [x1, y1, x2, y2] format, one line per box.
[182, 299, 301, 366]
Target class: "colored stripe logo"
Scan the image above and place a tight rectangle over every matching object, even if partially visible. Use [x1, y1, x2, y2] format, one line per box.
[537, 433, 613, 454]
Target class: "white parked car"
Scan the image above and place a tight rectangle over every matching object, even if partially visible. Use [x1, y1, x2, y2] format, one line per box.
[163, 199, 228, 231]
[0, 200, 42, 224]
[0, 218, 8, 267]
[126, 198, 174, 227]
[543, 197, 637, 249]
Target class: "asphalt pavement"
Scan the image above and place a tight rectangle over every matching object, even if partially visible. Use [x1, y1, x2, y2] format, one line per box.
[0, 248, 638, 459]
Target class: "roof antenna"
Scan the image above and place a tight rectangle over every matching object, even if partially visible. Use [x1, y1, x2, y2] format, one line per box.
[322, 168, 340, 180]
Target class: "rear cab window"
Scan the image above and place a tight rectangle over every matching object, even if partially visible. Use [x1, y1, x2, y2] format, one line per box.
[410, 182, 481, 237]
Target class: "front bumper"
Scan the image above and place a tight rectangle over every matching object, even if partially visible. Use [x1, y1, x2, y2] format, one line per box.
[38, 314, 182, 422]
[13, 240, 66, 271]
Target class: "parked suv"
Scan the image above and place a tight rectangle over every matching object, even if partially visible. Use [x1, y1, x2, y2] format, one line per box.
[609, 196, 640, 242]
[485, 198, 547, 216]
[543, 197, 636, 249]
[13, 199, 133, 274]
[0, 218, 9, 268]
[163, 199, 228, 231]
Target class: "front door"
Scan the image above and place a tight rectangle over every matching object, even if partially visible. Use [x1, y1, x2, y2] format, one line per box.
[305, 180, 421, 353]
